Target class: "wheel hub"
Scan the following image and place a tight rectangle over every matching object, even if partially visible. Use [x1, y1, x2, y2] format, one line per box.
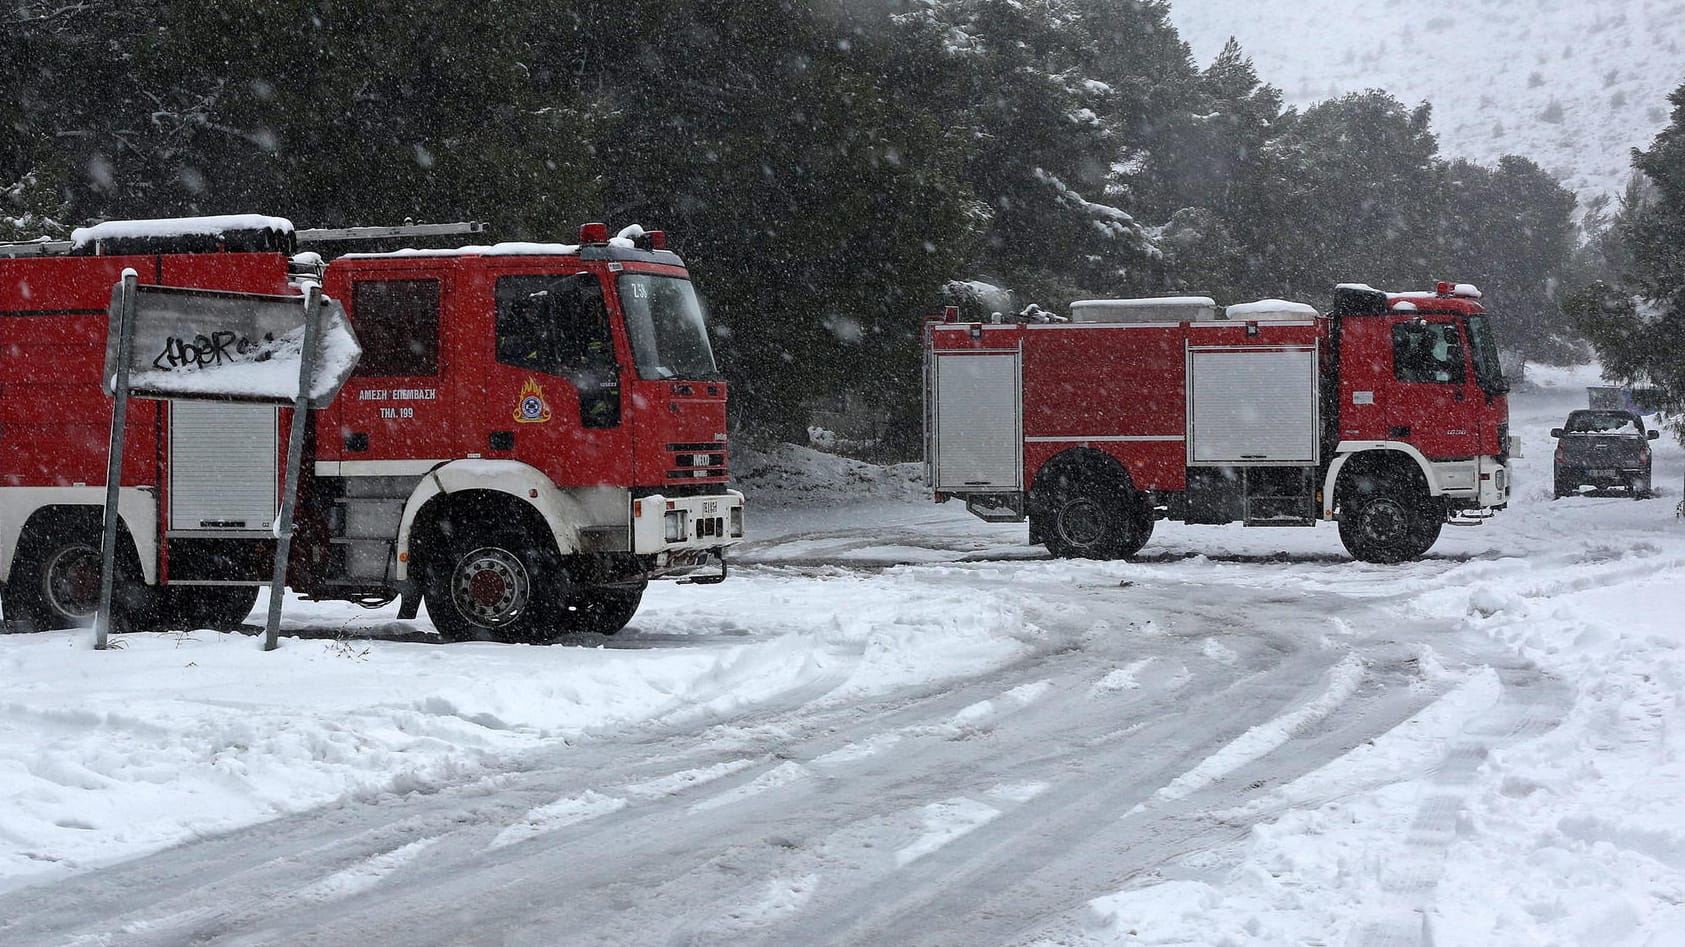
[1057, 499, 1105, 548]
[450, 548, 529, 627]
[43, 545, 102, 619]
[1359, 499, 1409, 545]
[468, 570, 507, 606]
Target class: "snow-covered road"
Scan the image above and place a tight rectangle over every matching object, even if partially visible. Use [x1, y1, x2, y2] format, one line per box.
[2, 365, 1683, 945]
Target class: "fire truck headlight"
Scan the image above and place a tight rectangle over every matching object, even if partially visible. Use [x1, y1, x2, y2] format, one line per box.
[664, 510, 687, 543]
[730, 506, 744, 537]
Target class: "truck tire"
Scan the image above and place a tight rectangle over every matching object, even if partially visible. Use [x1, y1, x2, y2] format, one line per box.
[424, 526, 561, 644]
[558, 583, 645, 636]
[1631, 474, 1652, 498]
[1039, 474, 1153, 560]
[1338, 476, 1444, 563]
[6, 515, 155, 633]
[160, 586, 260, 631]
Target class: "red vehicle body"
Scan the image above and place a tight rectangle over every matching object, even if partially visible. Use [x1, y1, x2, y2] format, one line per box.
[924, 284, 1513, 562]
[0, 216, 743, 641]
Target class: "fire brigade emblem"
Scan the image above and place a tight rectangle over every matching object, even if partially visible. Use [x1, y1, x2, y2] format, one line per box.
[514, 378, 553, 423]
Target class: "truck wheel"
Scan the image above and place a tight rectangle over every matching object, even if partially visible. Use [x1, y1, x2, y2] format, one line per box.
[1338, 479, 1444, 563]
[559, 583, 645, 636]
[160, 586, 259, 631]
[7, 519, 155, 633]
[1040, 476, 1152, 560]
[424, 527, 560, 644]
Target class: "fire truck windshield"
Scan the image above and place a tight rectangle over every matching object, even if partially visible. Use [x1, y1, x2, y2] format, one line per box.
[1464, 314, 1508, 394]
[619, 274, 720, 380]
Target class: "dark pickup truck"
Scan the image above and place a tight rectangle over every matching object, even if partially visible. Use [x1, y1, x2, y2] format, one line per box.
[1552, 409, 1658, 498]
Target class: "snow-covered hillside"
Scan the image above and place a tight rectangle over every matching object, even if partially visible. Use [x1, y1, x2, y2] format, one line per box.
[1168, 0, 1685, 210]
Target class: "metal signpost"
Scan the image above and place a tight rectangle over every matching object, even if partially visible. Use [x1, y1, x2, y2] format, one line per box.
[93, 272, 140, 651]
[262, 284, 325, 651]
[95, 280, 360, 650]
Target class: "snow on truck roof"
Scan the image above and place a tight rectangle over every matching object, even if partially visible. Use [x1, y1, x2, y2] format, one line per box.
[1070, 297, 1218, 323]
[341, 225, 654, 260]
[342, 242, 586, 259]
[1074, 295, 1217, 309]
[70, 214, 294, 249]
[1070, 296, 1317, 323]
[1225, 299, 1319, 320]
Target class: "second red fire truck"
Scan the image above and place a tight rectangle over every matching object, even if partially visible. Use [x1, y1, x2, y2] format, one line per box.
[0, 215, 743, 641]
[924, 285, 1515, 563]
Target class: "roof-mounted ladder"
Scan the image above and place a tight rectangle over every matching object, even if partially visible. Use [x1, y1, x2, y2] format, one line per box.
[0, 239, 73, 258]
[295, 221, 485, 248]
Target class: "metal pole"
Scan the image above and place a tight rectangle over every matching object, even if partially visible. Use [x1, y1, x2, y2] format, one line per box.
[94, 271, 139, 650]
[262, 284, 324, 651]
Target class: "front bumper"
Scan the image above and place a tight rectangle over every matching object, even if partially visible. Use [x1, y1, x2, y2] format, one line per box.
[1430, 455, 1511, 508]
[631, 490, 745, 557]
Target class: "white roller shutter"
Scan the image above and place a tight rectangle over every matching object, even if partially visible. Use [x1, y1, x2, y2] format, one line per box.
[169, 401, 279, 532]
[931, 352, 1022, 491]
[1188, 346, 1319, 464]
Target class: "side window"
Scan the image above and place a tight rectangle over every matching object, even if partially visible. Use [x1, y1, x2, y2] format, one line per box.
[1391, 322, 1465, 385]
[351, 279, 440, 376]
[495, 274, 613, 375]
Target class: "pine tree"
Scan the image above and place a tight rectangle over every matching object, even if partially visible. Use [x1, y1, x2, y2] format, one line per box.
[1435, 157, 1577, 362]
[1574, 83, 1685, 437]
[1254, 91, 1444, 301]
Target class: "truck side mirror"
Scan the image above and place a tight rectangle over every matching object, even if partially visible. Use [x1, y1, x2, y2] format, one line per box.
[1648, 430, 1660, 440]
[1550, 428, 1563, 438]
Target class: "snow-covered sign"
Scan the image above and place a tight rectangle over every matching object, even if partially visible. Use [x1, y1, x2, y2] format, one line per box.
[101, 284, 361, 406]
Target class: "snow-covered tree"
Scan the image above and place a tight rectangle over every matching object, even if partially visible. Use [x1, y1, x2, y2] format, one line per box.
[1573, 83, 1685, 438]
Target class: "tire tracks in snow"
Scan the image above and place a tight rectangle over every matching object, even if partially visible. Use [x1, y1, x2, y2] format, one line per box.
[0, 560, 1515, 947]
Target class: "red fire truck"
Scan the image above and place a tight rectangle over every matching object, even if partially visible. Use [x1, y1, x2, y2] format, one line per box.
[924, 284, 1514, 563]
[0, 215, 743, 641]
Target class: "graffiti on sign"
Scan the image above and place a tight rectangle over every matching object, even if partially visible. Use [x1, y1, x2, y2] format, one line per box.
[151, 331, 278, 371]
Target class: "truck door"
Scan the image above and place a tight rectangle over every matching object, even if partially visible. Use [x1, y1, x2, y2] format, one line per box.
[1384, 316, 1479, 459]
[476, 269, 632, 488]
[326, 271, 453, 469]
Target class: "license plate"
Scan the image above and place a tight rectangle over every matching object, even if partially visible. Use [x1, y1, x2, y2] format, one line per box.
[1589, 468, 1615, 478]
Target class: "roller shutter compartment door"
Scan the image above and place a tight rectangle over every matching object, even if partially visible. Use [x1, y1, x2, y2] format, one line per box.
[1187, 347, 1318, 465]
[169, 401, 279, 532]
[932, 352, 1022, 491]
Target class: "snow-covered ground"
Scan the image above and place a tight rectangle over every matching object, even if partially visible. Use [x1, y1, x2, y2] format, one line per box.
[2, 363, 1684, 945]
[1167, 0, 1685, 211]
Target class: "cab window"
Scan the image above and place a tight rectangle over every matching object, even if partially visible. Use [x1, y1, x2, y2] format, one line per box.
[1391, 322, 1466, 385]
[351, 279, 439, 376]
[495, 274, 613, 375]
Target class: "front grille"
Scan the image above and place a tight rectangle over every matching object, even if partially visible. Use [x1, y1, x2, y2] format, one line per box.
[666, 441, 729, 481]
[632, 485, 733, 499]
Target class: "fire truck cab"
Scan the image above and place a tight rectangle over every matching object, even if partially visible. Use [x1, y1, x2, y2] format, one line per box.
[924, 283, 1513, 563]
[0, 216, 744, 641]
